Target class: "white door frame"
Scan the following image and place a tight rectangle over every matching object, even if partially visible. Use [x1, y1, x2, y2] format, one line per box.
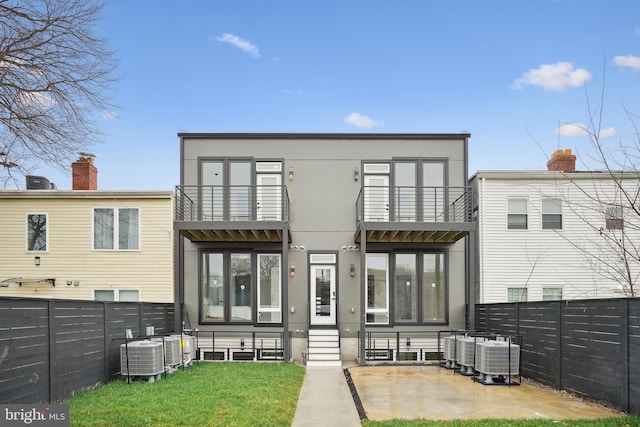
[364, 175, 390, 221]
[309, 255, 337, 326]
[256, 173, 282, 220]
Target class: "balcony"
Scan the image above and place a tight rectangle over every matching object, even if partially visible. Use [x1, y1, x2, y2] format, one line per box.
[175, 185, 290, 243]
[355, 186, 474, 244]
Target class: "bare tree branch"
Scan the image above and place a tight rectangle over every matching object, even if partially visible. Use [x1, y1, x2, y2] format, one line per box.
[0, 0, 118, 186]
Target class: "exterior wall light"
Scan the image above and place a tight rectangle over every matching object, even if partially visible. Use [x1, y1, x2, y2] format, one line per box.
[34, 256, 40, 266]
[354, 167, 359, 181]
[289, 264, 296, 278]
[350, 264, 356, 277]
[288, 167, 294, 181]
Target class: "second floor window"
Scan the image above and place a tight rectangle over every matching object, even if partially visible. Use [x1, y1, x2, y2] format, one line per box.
[27, 213, 47, 251]
[507, 198, 528, 230]
[542, 198, 562, 230]
[94, 208, 139, 250]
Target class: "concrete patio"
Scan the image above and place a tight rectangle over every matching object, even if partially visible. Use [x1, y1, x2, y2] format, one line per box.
[347, 365, 622, 421]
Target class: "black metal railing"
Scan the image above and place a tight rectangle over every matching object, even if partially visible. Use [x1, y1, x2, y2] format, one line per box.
[175, 185, 290, 222]
[358, 330, 450, 362]
[192, 330, 286, 361]
[356, 186, 473, 223]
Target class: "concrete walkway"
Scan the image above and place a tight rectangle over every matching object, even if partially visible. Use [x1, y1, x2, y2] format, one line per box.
[291, 366, 361, 427]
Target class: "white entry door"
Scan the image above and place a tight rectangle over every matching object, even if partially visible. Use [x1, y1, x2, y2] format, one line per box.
[310, 265, 336, 325]
[364, 175, 389, 221]
[256, 173, 282, 220]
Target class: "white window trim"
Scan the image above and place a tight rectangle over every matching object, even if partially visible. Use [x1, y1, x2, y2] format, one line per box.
[26, 212, 48, 252]
[365, 253, 390, 325]
[541, 198, 563, 230]
[257, 253, 282, 324]
[507, 287, 528, 302]
[506, 197, 528, 230]
[92, 207, 141, 251]
[93, 288, 141, 302]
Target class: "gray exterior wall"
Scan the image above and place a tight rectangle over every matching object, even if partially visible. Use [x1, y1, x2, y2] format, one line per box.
[177, 133, 472, 362]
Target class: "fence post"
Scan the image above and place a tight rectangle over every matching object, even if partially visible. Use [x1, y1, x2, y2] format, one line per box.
[621, 298, 630, 413]
[103, 302, 110, 383]
[48, 300, 56, 403]
[555, 300, 562, 390]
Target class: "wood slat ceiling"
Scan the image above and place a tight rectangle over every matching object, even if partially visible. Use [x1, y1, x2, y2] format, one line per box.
[180, 228, 286, 242]
[356, 229, 468, 244]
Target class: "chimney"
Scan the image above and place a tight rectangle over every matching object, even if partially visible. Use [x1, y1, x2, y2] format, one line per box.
[547, 149, 576, 172]
[72, 155, 97, 190]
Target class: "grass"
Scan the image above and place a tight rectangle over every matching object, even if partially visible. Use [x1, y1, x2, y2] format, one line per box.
[65, 362, 305, 427]
[363, 419, 640, 427]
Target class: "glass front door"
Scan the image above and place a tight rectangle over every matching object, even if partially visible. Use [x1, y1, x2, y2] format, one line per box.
[310, 265, 336, 325]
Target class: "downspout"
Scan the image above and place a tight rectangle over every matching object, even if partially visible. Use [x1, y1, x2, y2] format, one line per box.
[359, 227, 367, 366]
[282, 227, 290, 362]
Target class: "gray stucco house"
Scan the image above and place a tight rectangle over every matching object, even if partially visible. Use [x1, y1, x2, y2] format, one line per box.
[174, 133, 475, 365]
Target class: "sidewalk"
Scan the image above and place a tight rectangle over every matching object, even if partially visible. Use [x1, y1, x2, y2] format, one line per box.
[291, 366, 361, 427]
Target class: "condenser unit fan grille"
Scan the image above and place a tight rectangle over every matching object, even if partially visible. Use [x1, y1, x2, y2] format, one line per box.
[121, 341, 164, 376]
[475, 341, 520, 376]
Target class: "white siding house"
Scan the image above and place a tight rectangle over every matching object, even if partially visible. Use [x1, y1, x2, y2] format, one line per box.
[471, 151, 640, 303]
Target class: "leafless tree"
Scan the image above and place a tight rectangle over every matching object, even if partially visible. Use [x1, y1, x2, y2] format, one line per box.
[0, 0, 118, 185]
[549, 79, 640, 298]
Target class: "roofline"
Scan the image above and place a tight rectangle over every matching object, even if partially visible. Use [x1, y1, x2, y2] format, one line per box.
[177, 132, 471, 140]
[0, 190, 174, 199]
[470, 170, 640, 181]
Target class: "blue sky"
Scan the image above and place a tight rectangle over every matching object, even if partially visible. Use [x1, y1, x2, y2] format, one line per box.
[32, 0, 640, 190]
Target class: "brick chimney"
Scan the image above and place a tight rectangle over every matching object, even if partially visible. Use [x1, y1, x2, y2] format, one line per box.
[547, 149, 576, 172]
[72, 155, 97, 190]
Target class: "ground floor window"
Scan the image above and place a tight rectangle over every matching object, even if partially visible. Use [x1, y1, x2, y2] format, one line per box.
[201, 251, 281, 324]
[507, 287, 527, 302]
[367, 251, 447, 325]
[94, 289, 139, 302]
[542, 287, 562, 301]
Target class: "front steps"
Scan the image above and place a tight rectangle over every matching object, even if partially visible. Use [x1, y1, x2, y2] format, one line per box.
[306, 329, 341, 367]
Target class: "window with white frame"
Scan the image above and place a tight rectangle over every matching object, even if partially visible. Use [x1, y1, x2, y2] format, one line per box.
[606, 206, 624, 230]
[507, 287, 527, 302]
[27, 213, 47, 251]
[366, 253, 389, 324]
[93, 208, 139, 250]
[507, 198, 528, 230]
[542, 287, 562, 301]
[94, 289, 140, 302]
[542, 198, 562, 230]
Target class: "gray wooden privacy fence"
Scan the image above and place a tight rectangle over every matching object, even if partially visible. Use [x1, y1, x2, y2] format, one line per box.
[0, 297, 175, 404]
[475, 298, 640, 415]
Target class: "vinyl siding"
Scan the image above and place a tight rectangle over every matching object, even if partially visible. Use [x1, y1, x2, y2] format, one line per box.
[475, 174, 640, 303]
[0, 192, 174, 302]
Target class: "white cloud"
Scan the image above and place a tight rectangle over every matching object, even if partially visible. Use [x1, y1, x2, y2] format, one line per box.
[284, 89, 303, 95]
[597, 127, 617, 139]
[18, 91, 55, 110]
[101, 110, 118, 120]
[511, 62, 591, 91]
[211, 33, 260, 58]
[344, 112, 383, 129]
[556, 123, 589, 137]
[613, 55, 640, 71]
[555, 123, 616, 139]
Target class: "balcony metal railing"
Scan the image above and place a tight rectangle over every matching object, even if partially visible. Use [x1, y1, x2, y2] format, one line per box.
[356, 186, 473, 223]
[175, 185, 290, 222]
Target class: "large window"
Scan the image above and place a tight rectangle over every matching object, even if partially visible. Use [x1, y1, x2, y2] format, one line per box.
[542, 198, 562, 230]
[394, 252, 446, 324]
[27, 213, 47, 251]
[366, 254, 389, 324]
[202, 251, 281, 324]
[94, 289, 139, 301]
[507, 198, 528, 230]
[606, 206, 624, 230]
[93, 208, 139, 250]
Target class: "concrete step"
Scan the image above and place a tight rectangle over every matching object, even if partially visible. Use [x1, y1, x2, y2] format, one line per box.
[305, 360, 342, 367]
[308, 352, 340, 361]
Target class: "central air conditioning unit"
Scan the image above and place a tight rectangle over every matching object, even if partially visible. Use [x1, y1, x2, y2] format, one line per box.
[121, 341, 164, 382]
[456, 336, 485, 375]
[152, 336, 181, 369]
[171, 334, 196, 366]
[443, 335, 457, 368]
[475, 340, 520, 385]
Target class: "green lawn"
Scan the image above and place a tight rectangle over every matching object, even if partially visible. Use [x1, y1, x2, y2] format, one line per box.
[66, 362, 305, 427]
